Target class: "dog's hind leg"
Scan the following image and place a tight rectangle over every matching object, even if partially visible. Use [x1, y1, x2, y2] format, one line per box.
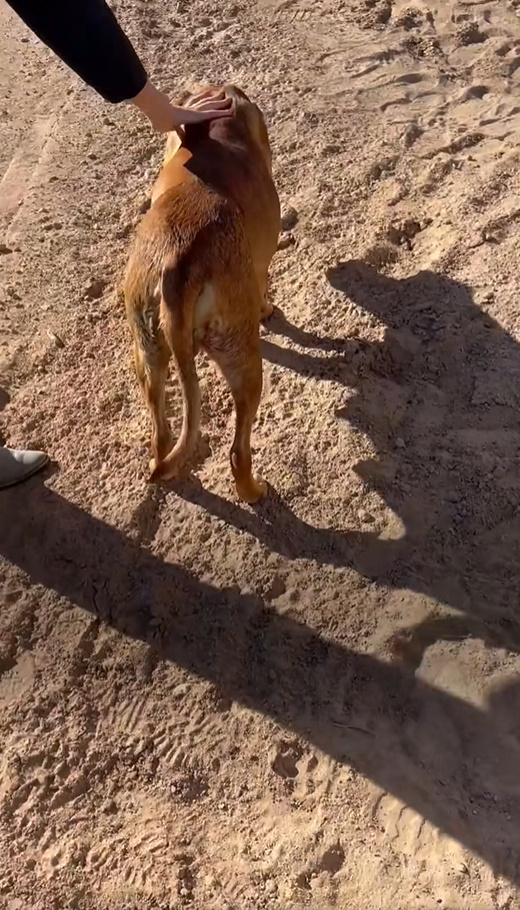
[208, 327, 266, 504]
[149, 272, 201, 483]
[129, 306, 172, 474]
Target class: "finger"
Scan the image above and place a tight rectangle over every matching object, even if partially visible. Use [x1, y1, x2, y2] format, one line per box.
[192, 99, 232, 114]
[190, 95, 231, 108]
[189, 88, 223, 98]
[181, 108, 233, 124]
[185, 90, 225, 107]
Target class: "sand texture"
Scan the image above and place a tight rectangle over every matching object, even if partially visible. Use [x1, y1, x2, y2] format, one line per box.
[2, 0, 520, 906]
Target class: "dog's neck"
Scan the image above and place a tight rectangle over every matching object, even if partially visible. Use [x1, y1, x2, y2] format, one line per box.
[153, 116, 264, 207]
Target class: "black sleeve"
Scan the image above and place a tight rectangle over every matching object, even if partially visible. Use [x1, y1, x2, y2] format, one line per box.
[5, 0, 148, 103]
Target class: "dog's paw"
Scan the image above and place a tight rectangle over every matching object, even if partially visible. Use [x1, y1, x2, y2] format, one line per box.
[236, 474, 268, 504]
[148, 463, 162, 483]
[149, 457, 182, 483]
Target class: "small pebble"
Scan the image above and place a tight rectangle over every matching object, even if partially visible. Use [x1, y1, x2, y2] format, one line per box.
[277, 233, 295, 250]
[402, 122, 423, 148]
[47, 330, 65, 349]
[84, 278, 107, 299]
[281, 205, 298, 231]
[483, 228, 500, 244]
[395, 437, 405, 448]
[171, 683, 190, 698]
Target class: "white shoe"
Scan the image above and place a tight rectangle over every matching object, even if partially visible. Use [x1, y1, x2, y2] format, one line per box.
[0, 447, 49, 489]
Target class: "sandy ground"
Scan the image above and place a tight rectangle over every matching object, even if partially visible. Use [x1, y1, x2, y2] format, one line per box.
[2, 0, 520, 906]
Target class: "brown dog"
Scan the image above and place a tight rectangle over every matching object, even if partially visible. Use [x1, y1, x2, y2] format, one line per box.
[124, 84, 281, 502]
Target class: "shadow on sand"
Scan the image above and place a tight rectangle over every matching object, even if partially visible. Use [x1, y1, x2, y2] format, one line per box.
[2, 262, 520, 882]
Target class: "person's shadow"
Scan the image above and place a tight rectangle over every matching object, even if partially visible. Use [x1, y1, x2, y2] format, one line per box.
[1, 479, 520, 883]
[330, 261, 520, 659]
[182, 262, 520, 659]
[2, 479, 520, 881]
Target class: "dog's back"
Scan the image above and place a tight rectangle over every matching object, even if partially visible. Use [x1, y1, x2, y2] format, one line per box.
[124, 85, 280, 502]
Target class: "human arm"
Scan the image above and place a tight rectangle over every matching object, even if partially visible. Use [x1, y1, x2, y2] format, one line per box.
[5, 0, 231, 130]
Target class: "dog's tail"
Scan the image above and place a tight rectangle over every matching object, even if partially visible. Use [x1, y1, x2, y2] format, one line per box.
[149, 258, 201, 481]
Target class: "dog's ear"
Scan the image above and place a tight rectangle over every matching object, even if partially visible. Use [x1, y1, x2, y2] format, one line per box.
[163, 130, 183, 163]
[223, 84, 251, 104]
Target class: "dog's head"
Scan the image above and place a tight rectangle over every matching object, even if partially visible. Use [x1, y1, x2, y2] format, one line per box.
[179, 84, 273, 173]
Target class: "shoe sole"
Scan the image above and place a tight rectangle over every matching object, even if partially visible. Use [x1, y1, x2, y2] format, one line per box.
[0, 455, 49, 490]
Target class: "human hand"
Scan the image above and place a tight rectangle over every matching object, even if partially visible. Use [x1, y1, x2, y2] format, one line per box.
[131, 81, 232, 133]
[179, 89, 233, 124]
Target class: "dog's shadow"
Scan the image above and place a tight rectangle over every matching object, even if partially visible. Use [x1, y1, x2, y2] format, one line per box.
[260, 305, 408, 388]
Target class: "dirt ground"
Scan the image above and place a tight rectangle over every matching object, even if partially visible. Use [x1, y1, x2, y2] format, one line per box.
[2, 0, 520, 906]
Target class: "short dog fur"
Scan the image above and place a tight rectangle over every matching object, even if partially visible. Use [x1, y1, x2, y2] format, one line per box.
[124, 84, 281, 502]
